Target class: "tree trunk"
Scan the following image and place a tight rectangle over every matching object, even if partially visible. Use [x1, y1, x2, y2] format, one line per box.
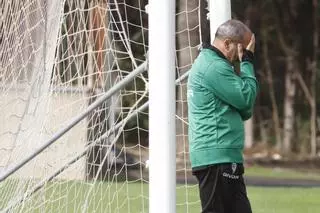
[294, 0, 318, 156]
[261, 28, 282, 150]
[310, 98, 316, 156]
[310, 0, 318, 156]
[244, 118, 254, 148]
[283, 56, 296, 154]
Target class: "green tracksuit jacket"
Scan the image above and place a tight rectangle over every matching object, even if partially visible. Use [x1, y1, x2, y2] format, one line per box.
[187, 45, 258, 168]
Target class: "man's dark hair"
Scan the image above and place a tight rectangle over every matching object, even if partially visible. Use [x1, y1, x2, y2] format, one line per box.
[215, 20, 250, 41]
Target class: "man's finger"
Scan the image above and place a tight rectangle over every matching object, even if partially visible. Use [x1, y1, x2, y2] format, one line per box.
[246, 34, 255, 53]
[238, 44, 243, 61]
[248, 34, 255, 46]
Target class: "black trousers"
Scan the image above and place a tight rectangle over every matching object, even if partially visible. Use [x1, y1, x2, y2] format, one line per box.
[192, 163, 252, 213]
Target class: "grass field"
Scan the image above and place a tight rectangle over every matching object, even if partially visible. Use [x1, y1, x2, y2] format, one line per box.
[245, 165, 320, 180]
[1, 180, 319, 213]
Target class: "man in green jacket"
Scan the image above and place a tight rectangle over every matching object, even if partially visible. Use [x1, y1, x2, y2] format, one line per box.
[187, 19, 257, 213]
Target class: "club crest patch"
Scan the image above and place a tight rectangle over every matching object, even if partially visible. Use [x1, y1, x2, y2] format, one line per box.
[231, 163, 237, 174]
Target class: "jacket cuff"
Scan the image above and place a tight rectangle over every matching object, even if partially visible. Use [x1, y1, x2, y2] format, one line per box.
[242, 50, 254, 63]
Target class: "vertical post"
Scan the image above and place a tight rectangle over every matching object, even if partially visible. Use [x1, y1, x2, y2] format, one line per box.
[148, 0, 176, 212]
[209, 0, 231, 43]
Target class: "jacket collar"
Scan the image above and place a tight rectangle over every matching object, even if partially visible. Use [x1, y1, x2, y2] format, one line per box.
[201, 42, 232, 65]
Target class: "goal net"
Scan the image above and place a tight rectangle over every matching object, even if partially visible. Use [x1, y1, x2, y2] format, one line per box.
[0, 0, 207, 212]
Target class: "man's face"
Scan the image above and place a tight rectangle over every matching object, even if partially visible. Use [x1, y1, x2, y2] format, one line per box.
[225, 31, 252, 63]
[224, 40, 240, 63]
[230, 42, 239, 62]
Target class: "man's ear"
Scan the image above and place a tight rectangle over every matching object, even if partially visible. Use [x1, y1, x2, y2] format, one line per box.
[224, 39, 232, 51]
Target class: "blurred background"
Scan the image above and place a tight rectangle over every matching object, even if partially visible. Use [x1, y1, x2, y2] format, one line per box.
[177, 0, 320, 162]
[0, 0, 319, 212]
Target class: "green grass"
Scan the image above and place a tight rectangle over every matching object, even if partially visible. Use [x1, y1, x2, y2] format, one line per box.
[1, 180, 319, 212]
[180, 186, 320, 213]
[245, 165, 320, 180]
[248, 187, 319, 213]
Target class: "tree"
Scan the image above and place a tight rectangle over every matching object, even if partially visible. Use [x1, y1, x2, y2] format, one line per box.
[271, 0, 303, 154]
[261, 25, 282, 150]
[295, 0, 319, 156]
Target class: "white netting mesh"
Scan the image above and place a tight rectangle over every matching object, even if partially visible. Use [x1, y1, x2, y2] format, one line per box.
[0, 0, 205, 212]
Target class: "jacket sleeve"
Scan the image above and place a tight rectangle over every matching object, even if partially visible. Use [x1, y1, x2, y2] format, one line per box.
[239, 108, 252, 121]
[203, 60, 258, 111]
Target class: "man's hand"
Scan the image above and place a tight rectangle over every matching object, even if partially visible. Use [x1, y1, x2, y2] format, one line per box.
[246, 34, 255, 53]
[237, 44, 244, 62]
[238, 34, 255, 62]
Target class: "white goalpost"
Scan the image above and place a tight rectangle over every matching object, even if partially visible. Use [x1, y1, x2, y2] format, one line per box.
[148, 0, 176, 213]
[209, 0, 231, 42]
[0, 0, 230, 213]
